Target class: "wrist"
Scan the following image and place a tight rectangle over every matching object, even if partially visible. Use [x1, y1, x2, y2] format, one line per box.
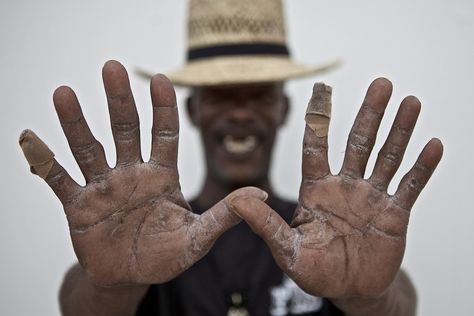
[331, 288, 396, 316]
[60, 264, 149, 316]
[88, 282, 149, 302]
[78, 264, 150, 299]
[330, 270, 416, 316]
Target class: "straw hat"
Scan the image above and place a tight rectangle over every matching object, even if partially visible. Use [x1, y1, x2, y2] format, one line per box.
[138, 0, 339, 86]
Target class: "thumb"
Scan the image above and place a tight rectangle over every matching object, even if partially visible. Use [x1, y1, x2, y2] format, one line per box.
[229, 195, 297, 271]
[190, 186, 268, 250]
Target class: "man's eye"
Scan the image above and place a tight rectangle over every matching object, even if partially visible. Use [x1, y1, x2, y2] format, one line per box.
[257, 96, 277, 105]
[203, 96, 227, 106]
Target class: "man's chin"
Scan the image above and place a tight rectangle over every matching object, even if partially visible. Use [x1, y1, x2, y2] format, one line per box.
[214, 168, 265, 187]
[209, 148, 270, 185]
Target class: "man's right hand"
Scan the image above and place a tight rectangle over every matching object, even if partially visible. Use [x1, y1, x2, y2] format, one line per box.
[19, 60, 266, 287]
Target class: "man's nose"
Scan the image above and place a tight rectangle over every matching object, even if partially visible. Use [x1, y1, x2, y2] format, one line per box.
[227, 102, 255, 123]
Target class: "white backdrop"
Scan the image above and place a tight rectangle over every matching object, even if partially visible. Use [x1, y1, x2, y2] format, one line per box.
[1, 0, 473, 315]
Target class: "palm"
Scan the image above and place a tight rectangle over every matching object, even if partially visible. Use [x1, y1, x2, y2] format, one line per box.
[290, 176, 406, 297]
[231, 78, 443, 299]
[66, 164, 195, 285]
[20, 61, 266, 287]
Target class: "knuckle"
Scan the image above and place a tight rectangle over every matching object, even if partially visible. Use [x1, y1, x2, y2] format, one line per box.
[391, 196, 411, 212]
[152, 129, 179, 143]
[112, 121, 139, 141]
[383, 152, 399, 166]
[46, 167, 79, 204]
[153, 129, 179, 141]
[393, 124, 413, 137]
[263, 210, 274, 228]
[303, 144, 327, 158]
[108, 93, 132, 105]
[45, 166, 65, 186]
[71, 141, 103, 163]
[361, 102, 384, 117]
[414, 161, 430, 173]
[407, 176, 424, 193]
[379, 143, 403, 166]
[348, 131, 373, 155]
[60, 116, 85, 127]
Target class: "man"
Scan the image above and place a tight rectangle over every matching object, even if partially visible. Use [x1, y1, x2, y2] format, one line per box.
[19, 0, 443, 315]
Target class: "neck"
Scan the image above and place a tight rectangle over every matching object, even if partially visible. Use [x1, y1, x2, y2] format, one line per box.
[191, 174, 277, 211]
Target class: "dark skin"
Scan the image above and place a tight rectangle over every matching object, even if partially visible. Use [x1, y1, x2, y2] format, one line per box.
[229, 79, 443, 315]
[45, 63, 266, 287]
[22, 61, 267, 315]
[188, 74, 435, 316]
[20, 60, 442, 316]
[187, 82, 289, 210]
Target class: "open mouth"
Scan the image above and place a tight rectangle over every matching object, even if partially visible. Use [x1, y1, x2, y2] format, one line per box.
[223, 135, 258, 155]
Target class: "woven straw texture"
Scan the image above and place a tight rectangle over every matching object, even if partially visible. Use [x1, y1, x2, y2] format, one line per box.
[136, 0, 340, 86]
[168, 56, 339, 86]
[187, 0, 286, 49]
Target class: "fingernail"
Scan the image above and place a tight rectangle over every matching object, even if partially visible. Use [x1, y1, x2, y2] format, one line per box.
[259, 189, 268, 202]
[227, 195, 243, 218]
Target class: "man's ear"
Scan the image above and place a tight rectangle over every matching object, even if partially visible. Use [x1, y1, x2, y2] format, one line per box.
[186, 95, 200, 127]
[278, 95, 290, 126]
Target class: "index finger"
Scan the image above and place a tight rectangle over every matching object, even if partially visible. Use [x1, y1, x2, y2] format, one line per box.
[53, 86, 109, 182]
[302, 83, 332, 182]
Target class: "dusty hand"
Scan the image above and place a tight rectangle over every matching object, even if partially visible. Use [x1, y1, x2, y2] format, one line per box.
[19, 61, 266, 287]
[230, 78, 443, 299]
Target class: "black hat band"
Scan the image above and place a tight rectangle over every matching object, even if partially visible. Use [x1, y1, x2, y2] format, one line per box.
[187, 43, 290, 61]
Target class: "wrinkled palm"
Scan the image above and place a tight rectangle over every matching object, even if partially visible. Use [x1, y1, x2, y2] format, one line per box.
[20, 61, 266, 286]
[231, 78, 443, 299]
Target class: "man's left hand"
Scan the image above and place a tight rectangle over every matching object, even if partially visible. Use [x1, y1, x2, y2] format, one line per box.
[230, 78, 443, 304]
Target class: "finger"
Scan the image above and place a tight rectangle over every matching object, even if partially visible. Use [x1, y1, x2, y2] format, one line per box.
[53, 86, 109, 182]
[102, 60, 142, 165]
[229, 195, 297, 270]
[340, 78, 392, 178]
[19, 129, 81, 205]
[369, 96, 421, 190]
[302, 83, 331, 182]
[394, 138, 443, 210]
[192, 187, 268, 246]
[302, 125, 330, 182]
[149, 74, 179, 169]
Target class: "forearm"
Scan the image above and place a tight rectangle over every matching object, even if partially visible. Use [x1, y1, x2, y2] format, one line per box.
[331, 270, 417, 316]
[59, 263, 149, 316]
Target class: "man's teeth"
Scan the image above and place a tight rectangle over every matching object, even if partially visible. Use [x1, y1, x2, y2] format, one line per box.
[223, 135, 257, 154]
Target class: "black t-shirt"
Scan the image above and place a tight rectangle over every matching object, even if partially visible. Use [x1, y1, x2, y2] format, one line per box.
[136, 199, 344, 316]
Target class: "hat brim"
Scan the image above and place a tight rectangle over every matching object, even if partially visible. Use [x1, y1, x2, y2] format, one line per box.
[136, 56, 341, 87]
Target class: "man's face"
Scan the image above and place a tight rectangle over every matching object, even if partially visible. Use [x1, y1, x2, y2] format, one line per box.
[188, 83, 288, 185]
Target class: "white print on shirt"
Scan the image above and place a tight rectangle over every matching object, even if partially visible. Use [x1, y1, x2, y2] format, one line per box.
[227, 307, 249, 316]
[269, 275, 323, 316]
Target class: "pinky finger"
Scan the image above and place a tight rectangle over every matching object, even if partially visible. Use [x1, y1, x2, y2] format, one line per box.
[393, 138, 443, 210]
[19, 129, 81, 206]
